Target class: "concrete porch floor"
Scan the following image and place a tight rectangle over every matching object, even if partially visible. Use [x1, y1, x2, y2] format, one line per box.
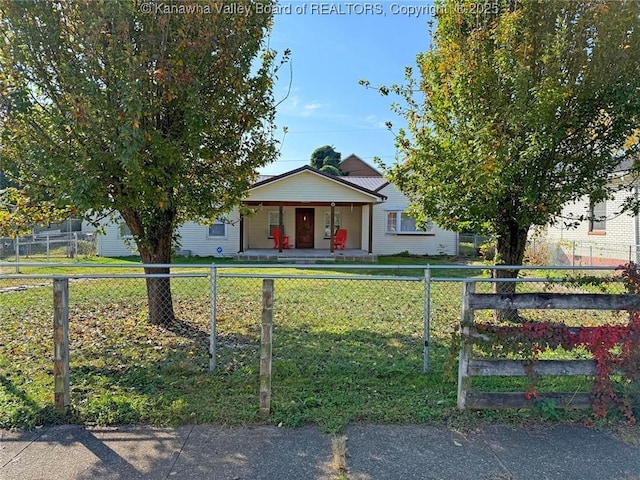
[235, 248, 377, 262]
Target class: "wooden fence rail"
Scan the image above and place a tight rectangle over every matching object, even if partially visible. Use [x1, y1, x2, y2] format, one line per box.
[457, 281, 638, 411]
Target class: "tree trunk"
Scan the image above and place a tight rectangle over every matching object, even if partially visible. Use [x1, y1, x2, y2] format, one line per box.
[122, 207, 177, 327]
[146, 271, 175, 326]
[494, 223, 529, 323]
[139, 246, 176, 327]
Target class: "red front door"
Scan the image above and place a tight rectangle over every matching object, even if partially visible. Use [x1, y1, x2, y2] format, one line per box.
[295, 208, 314, 248]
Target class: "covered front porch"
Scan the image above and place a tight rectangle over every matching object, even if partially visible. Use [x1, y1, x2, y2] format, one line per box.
[236, 166, 386, 256]
[238, 201, 376, 253]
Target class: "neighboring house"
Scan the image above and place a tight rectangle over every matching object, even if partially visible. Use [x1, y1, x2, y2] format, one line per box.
[95, 155, 459, 258]
[543, 160, 640, 265]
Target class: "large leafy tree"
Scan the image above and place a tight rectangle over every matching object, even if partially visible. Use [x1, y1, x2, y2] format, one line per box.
[370, 0, 640, 285]
[310, 145, 344, 175]
[0, 0, 286, 325]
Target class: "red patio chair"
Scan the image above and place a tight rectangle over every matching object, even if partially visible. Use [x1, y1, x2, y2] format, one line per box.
[273, 228, 290, 249]
[333, 229, 347, 250]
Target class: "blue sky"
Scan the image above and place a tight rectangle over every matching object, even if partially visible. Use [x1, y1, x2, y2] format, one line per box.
[262, 1, 436, 175]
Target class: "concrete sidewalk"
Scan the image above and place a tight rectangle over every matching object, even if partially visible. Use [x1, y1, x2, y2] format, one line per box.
[2, 423, 640, 480]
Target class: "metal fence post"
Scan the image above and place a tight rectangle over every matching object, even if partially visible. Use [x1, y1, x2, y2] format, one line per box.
[423, 265, 431, 373]
[260, 279, 274, 418]
[53, 277, 70, 412]
[46, 235, 50, 262]
[15, 235, 20, 273]
[209, 263, 217, 373]
[74, 232, 78, 258]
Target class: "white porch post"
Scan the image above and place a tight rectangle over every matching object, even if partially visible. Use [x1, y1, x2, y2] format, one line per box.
[368, 202, 373, 254]
[238, 214, 244, 253]
[278, 204, 284, 253]
[330, 202, 335, 253]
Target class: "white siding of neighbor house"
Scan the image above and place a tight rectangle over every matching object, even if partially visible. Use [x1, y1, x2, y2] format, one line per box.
[372, 184, 459, 256]
[96, 220, 137, 257]
[246, 170, 379, 203]
[544, 188, 638, 263]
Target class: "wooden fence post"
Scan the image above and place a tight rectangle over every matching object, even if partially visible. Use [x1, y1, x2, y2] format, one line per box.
[53, 277, 70, 412]
[457, 281, 475, 410]
[260, 279, 274, 418]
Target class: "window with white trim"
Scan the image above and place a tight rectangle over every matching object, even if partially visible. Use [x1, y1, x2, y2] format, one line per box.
[385, 211, 434, 234]
[323, 211, 341, 238]
[589, 199, 606, 232]
[208, 219, 227, 238]
[268, 211, 284, 238]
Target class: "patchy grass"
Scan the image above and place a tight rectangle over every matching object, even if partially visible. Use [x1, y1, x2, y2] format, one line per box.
[0, 262, 632, 433]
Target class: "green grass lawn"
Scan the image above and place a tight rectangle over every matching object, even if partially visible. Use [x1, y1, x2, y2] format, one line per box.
[0, 256, 632, 432]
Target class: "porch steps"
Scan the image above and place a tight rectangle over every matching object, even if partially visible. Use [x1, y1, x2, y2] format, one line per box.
[234, 249, 378, 263]
[234, 253, 377, 263]
[277, 256, 335, 263]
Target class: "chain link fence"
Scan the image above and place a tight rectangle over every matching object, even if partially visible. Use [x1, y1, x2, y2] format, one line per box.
[0, 232, 97, 263]
[527, 238, 640, 266]
[0, 262, 630, 425]
[458, 234, 640, 267]
[216, 270, 427, 373]
[458, 233, 493, 257]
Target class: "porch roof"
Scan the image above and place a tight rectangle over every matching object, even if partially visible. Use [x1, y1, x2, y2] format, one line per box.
[246, 166, 387, 204]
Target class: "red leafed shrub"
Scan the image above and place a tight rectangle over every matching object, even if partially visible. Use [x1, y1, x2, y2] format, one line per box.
[473, 262, 640, 423]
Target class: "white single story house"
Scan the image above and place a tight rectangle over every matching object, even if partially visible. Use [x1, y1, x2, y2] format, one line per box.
[542, 160, 640, 265]
[95, 155, 459, 259]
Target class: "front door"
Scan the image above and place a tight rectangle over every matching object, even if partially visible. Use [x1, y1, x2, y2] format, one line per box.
[295, 208, 314, 248]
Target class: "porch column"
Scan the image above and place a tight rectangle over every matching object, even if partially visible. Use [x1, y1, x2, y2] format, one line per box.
[368, 203, 373, 254]
[330, 202, 335, 253]
[238, 214, 244, 253]
[278, 204, 284, 253]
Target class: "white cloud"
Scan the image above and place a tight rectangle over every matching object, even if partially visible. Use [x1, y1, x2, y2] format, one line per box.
[302, 102, 323, 116]
[364, 114, 388, 130]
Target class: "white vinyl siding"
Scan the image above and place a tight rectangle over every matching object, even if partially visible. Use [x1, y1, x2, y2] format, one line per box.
[246, 170, 379, 203]
[97, 212, 241, 257]
[372, 184, 458, 256]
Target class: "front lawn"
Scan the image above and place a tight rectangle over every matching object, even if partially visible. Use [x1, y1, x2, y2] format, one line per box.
[0, 259, 630, 432]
